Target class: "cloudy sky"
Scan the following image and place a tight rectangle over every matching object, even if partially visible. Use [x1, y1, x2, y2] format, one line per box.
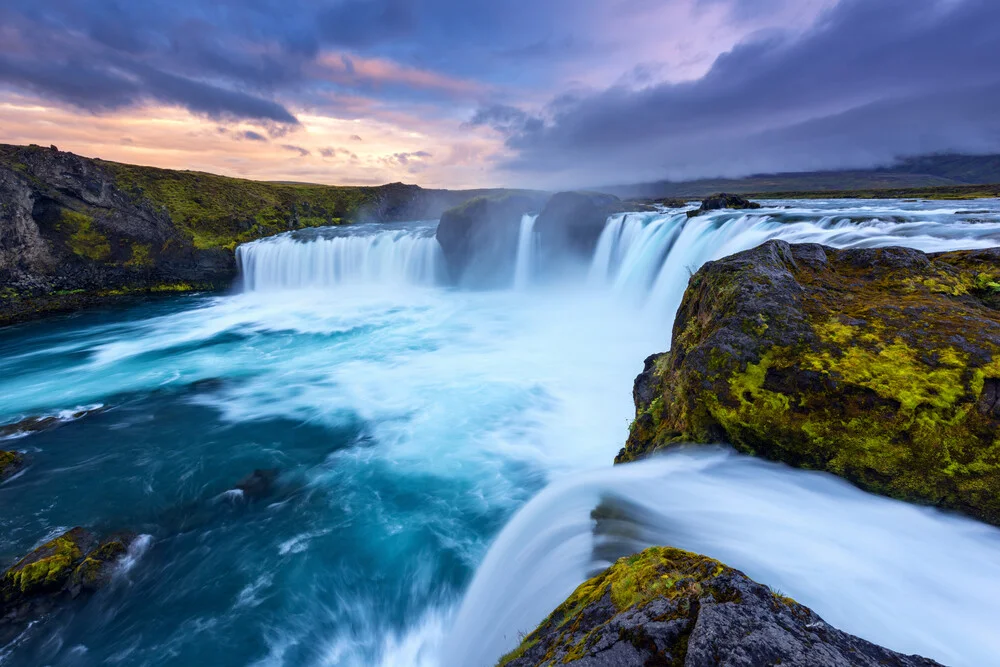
[1, 0, 998, 188]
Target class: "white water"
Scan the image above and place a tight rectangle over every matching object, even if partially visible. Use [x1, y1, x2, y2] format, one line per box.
[444, 449, 1000, 667]
[236, 222, 443, 291]
[6, 199, 999, 666]
[589, 204, 1000, 318]
[513, 215, 539, 290]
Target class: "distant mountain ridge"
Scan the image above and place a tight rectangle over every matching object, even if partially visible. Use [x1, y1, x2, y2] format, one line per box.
[604, 154, 1000, 199]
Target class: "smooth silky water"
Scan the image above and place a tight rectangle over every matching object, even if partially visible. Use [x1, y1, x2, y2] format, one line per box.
[2, 202, 1000, 666]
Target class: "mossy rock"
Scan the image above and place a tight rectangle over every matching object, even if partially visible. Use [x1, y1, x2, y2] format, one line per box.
[618, 240, 1000, 525]
[1, 528, 95, 604]
[0, 450, 24, 481]
[498, 546, 939, 666]
[1, 528, 135, 620]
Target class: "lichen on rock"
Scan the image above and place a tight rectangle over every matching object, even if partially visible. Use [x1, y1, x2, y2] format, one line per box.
[618, 240, 1000, 525]
[497, 546, 939, 666]
[0, 450, 23, 481]
[1, 527, 135, 624]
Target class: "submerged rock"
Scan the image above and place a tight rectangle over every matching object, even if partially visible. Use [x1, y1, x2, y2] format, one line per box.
[533, 191, 625, 262]
[234, 468, 280, 501]
[0, 450, 23, 481]
[498, 546, 939, 667]
[0, 405, 106, 439]
[687, 192, 762, 217]
[618, 240, 1000, 525]
[1, 528, 135, 625]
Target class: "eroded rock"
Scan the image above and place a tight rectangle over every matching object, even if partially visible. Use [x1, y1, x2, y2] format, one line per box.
[498, 546, 940, 667]
[1, 528, 135, 625]
[618, 240, 1000, 525]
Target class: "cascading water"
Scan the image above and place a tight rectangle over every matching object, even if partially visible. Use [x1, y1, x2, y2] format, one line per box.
[442, 449, 1000, 667]
[512, 214, 539, 290]
[3, 199, 1000, 666]
[587, 202, 1000, 318]
[236, 221, 444, 291]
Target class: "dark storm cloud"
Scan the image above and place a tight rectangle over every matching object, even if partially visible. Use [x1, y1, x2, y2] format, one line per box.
[480, 0, 1000, 184]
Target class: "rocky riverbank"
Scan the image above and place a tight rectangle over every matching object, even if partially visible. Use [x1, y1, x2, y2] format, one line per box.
[0, 143, 520, 325]
[617, 240, 1000, 525]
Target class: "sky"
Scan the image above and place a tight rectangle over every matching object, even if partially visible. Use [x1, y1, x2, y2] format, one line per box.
[1, 0, 998, 189]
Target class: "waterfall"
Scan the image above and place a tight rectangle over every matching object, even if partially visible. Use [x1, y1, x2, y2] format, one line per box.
[512, 214, 539, 290]
[236, 223, 443, 292]
[442, 449, 1000, 667]
[586, 205, 1000, 318]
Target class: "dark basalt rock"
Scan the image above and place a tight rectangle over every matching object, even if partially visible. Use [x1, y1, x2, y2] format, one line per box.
[0, 143, 519, 326]
[0, 450, 24, 481]
[234, 468, 280, 501]
[1, 528, 136, 627]
[618, 240, 1000, 525]
[0, 406, 106, 439]
[435, 193, 548, 286]
[533, 191, 625, 262]
[686, 192, 762, 217]
[498, 546, 940, 667]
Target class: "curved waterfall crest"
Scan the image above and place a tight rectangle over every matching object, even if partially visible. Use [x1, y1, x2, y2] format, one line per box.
[234, 202, 1000, 307]
[236, 222, 444, 291]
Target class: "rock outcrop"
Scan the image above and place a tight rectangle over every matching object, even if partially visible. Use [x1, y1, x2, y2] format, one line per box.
[0, 450, 23, 481]
[687, 192, 762, 217]
[0, 143, 507, 325]
[498, 546, 939, 667]
[618, 240, 1000, 525]
[1, 528, 135, 626]
[533, 192, 625, 262]
[435, 193, 548, 286]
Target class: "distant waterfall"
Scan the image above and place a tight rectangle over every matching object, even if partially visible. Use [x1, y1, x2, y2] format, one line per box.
[586, 206, 1000, 318]
[513, 214, 539, 290]
[236, 223, 444, 292]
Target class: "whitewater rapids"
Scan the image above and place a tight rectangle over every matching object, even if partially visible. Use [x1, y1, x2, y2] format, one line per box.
[3, 199, 1000, 666]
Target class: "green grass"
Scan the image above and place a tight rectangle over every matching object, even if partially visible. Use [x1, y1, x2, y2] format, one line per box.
[102, 162, 375, 250]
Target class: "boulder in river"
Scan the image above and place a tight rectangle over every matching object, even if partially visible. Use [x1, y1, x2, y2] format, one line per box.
[498, 546, 940, 666]
[618, 240, 1000, 525]
[687, 192, 762, 217]
[0, 450, 23, 481]
[1, 528, 135, 625]
[234, 468, 280, 501]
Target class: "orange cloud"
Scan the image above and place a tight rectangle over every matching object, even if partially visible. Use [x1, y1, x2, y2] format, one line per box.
[313, 52, 486, 97]
[0, 92, 509, 189]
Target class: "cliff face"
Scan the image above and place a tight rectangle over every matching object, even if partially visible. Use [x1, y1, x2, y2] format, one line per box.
[498, 546, 940, 667]
[619, 240, 1000, 525]
[0, 143, 505, 325]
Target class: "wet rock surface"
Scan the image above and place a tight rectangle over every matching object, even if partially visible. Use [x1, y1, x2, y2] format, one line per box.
[618, 240, 1000, 525]
[1, 528, 135, 628]
[498, 546, 940, 667]
[687, 192, 762, 217]
[0, 450, 24, 481]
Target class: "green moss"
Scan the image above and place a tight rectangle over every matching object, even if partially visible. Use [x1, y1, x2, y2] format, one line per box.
[102, 162, 372, 250]
[498, 547, 790, 666]
[620, 244, 1000, 524]
[59, 210, 111, 261]
[126, 243, 153, 268]
[2, 528, 88, 599]
[0, 450, 23, 478]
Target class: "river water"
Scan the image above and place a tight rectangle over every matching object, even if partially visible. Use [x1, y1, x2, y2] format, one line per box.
[2, 201, 1000, 666]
